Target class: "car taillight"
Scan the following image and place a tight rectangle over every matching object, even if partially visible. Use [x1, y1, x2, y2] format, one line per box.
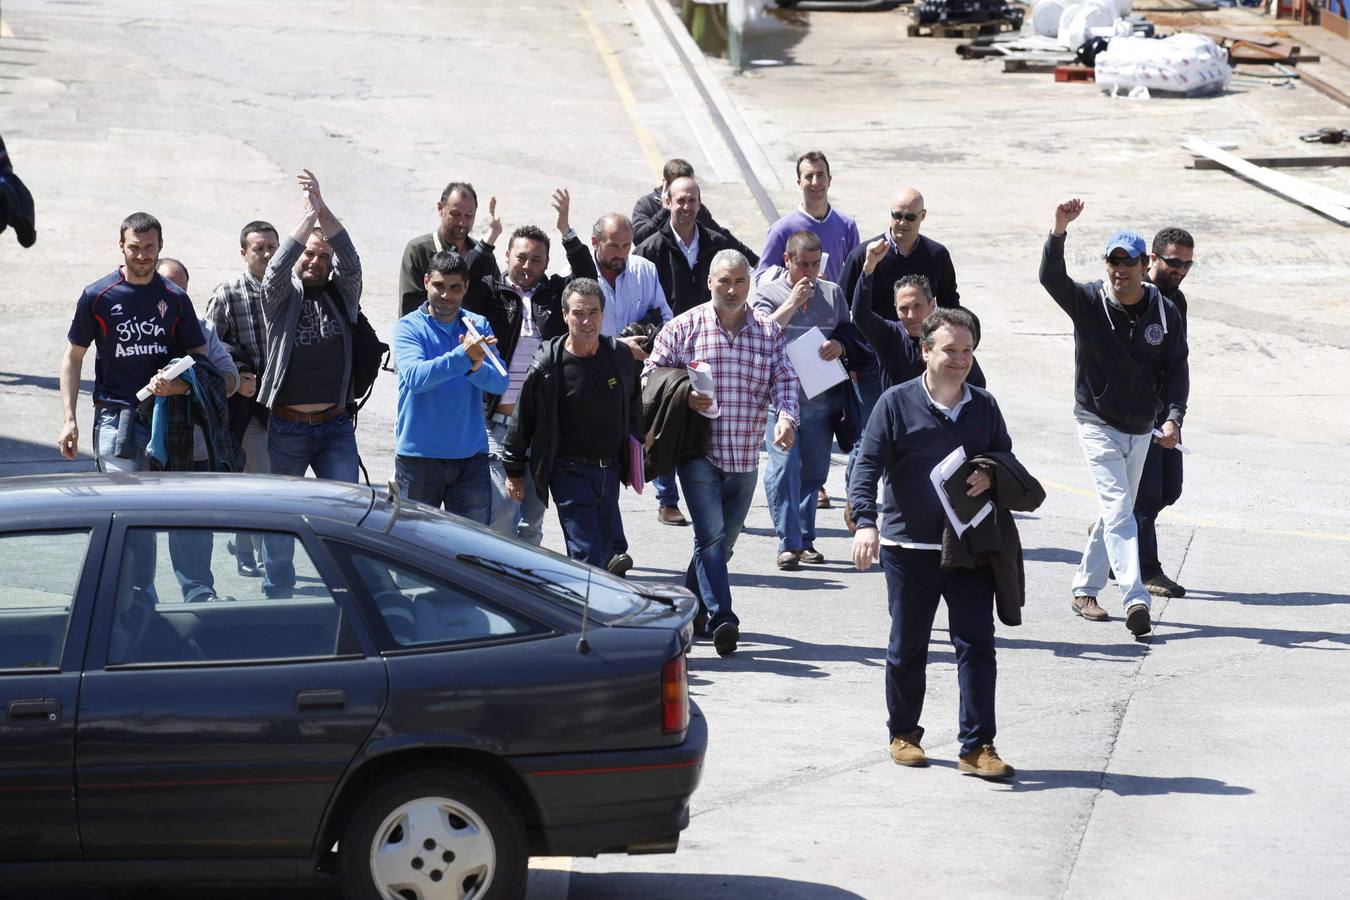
[661, 653, 689, 735]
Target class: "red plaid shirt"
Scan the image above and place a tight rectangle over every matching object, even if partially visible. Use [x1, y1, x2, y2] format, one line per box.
[647, 303, 800, 473]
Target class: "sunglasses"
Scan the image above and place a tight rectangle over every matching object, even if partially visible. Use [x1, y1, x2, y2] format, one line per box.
[1104, 255, 1142, 268]
[1160, 256, 1195, 270]
[890, 211, 921, 222]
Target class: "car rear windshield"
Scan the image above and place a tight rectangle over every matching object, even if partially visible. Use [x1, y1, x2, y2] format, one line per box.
[385, 504, 649, 620]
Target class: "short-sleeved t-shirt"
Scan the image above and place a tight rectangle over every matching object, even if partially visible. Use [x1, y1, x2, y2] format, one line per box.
[68, 270, 207, 407]
[557, 348, 624, 460]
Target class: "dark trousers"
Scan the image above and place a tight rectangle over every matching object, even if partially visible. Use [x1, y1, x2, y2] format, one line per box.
[549, 459, 621, 568]
[395, 452, 492, 525]
[880, 546, 997, 755]
[1133, 442, 1184, 578]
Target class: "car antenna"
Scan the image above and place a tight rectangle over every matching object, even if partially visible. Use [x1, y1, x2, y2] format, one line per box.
[576, 569, 593, 655]
[382, 479, 402, 534]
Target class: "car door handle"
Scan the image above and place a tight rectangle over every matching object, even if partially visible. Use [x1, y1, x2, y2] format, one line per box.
[295, 689, 347, 712]
[8, 698, 60, 722]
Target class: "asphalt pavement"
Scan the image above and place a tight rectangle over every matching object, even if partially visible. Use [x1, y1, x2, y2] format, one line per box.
[0, 0, 1347, 898]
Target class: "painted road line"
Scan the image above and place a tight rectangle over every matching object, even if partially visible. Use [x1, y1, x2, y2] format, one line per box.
[528, 855, 573, 900]
[576, 0, 665, 182]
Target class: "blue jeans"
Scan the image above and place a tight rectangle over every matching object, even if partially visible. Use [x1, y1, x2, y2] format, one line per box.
[1072, 419, 1153, 611]
[880, 546, 997, 755]
[763, 386, 844, 552]
[843, 368, 883, 496]
[654, 472, 680, 508]
[93, 406, 150, 473]
[549, 459, 621, 568]
[395, 453, 491, 525]
[1133, 440, 1183, 579]
[486, 420, 545, 546]
[677, 457, 758, 632]
[264, 413, 359, 596]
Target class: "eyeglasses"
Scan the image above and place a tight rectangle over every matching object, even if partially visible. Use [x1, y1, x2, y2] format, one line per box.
[890, 211, 921, 222]
[1104, 255, 1142, 268]
[1160, 256, 1195, 270]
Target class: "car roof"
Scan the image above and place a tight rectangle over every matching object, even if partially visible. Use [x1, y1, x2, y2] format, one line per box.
[0, 473, 375, 524]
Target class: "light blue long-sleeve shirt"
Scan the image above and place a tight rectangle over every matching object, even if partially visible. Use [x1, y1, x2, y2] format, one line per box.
[394, 305, 508, 459]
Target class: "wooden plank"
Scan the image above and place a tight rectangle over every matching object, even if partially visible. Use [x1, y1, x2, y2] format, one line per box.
[1004, 58, 1061, 72]
[1184, 137, 1350, 224]
[907, 20, 1015, 38]
[1188, 155, 1350, 169]
[1300, 69, 1350, 110]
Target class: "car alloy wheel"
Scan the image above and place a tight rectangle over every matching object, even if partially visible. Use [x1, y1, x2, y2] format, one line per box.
[342, 769, 526, 900]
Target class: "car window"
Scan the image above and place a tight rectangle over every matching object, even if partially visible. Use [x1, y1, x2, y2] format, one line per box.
[108, 528, 355, 666]
[0, 530, 90, 671]
[385, 503, 648, 620]
[333, 546, 546, 649]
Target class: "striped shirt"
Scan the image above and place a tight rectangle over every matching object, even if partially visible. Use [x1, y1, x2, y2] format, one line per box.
[646, 302, 800, 473]
[204, 269, 267, 373]
[501, 280, 539, 406]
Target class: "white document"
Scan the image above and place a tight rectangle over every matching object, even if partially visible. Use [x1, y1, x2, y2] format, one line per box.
[1152, 429, 1192, 455]
[929, 446, 994, 539]
[785, 326, 847, 399]
[687, 361, 720, 419]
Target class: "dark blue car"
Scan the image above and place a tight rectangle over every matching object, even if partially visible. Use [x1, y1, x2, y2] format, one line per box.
[0, 473, 705, 899]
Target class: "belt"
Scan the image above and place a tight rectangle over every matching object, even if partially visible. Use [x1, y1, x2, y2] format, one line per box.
[271, 404, 347, 425]
[489, 411, 512, 425]
[560, 455, 618, 468]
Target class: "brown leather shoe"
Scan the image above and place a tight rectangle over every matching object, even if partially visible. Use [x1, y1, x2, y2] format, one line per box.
[844, 500, 857, 534]
[1072, 594, 1109, 621]
[776, 550, 800, 570]
[889, 731, 928, 767]
[817, 489, 831, 509]
[798, 546, 825, 565]
[1144, 572, 1186, 597]
[657, 506, 688, 527]
[959, 744, 1014, 779]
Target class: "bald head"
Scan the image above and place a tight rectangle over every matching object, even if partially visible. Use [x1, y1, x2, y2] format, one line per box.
[665, 176, 702, 237]
[156, 257, 189, 291]
[888, 187, 927, 248]
[592, 212, 634, 275]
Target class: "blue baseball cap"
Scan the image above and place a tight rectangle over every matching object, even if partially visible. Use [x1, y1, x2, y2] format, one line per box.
[1104, 229, 1146, 258]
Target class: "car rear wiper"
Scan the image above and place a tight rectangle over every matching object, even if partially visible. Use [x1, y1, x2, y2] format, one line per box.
[456, 553, 588, 604]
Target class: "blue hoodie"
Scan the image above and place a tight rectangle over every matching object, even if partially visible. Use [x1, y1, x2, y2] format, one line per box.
[394, 305, 508, 459]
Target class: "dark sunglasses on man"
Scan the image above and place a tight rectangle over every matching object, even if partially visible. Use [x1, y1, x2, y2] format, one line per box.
[890, 211, 920, 222]
[1104, 254, 1142, 268]
[1159, 256, 1195, 270]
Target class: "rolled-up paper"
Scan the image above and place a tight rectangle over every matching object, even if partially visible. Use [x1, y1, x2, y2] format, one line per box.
[463, 317, 507, 376]
[137, 356, 195, 401]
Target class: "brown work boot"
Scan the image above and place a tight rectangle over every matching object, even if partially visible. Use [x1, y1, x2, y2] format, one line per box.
[817, 489, 831, 509]
[959, 744, 1015, 779]
[776, 550, 801, 570]
[1144, 572, 1186, 598]
[889, 731, 928, 767]
[798, 546, 825, 564]
[657, 506, 688, 527]
[1072, 594, 1109, 621]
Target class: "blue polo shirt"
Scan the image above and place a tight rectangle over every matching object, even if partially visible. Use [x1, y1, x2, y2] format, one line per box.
[68, 270, 207, 407]
[394, 305, 509, 460]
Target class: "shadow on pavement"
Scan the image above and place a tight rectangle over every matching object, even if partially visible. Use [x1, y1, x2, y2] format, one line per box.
[689, 631, 893, 682]
[1152, 621, 1350, 650]
[1190, 589, 1350, 607]
[0, 434, 92, 476]
[998, 767, 1254, 796]
[566, 871, 866, 899]
[1022, 546, 1081, 564]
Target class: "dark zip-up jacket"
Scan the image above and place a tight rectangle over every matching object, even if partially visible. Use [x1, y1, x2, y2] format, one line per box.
[851, 272, 986, 393]
[635, 224, 742, 317]
[1040, 232, 1189, 435]
[641, 366, 712, 478]
[463, 233, 597, 416]
[502, 335, 643, 504]
[630, 188, 759, 266]
[940, 451, 1045, 627]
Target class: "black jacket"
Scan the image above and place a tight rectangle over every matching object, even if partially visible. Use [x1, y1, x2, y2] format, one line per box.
[641, 366, 711, 478]
[502, 336, 643, 504]
[463, 233, 597, 415]
[1040, 232, 1189, 435]
[636, 224, 744, 317]
[630, 188, 759, 266]
[940, 451, 1045, 627]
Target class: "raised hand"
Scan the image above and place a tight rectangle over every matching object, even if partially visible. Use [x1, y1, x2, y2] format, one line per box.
[484, 195, 502, 244]
[297, 169, 324, 216]
[1054, 198, 1085, 233]
[862, 237, 889, 275]
[552, 188, 571, 234]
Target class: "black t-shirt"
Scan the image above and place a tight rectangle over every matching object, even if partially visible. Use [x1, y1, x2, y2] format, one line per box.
[556, 348, 624, 460]
[274, 293, 345, 407]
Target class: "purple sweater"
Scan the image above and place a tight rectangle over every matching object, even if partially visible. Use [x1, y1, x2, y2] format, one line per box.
[755, 207, 860, 285]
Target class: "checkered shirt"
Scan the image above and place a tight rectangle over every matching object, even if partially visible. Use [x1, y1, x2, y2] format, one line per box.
[647, 302, 800, 473]
[204, 270, 267, 373]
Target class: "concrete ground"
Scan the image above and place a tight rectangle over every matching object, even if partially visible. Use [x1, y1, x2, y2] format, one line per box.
[0, 0, 1347, 898]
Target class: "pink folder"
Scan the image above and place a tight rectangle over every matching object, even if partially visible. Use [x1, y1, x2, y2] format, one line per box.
[626, 435, 645, 495]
